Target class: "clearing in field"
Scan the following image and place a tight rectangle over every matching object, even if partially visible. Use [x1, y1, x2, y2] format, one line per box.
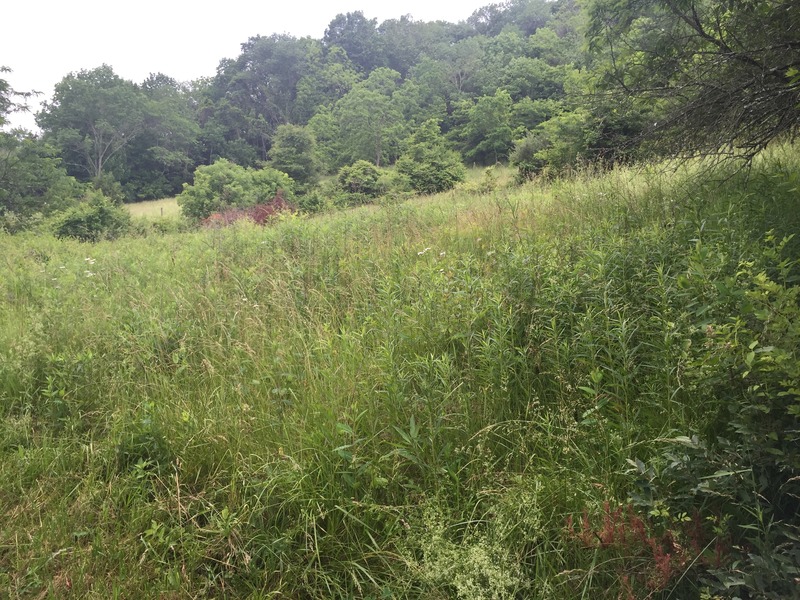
[124, 197, 181, 219]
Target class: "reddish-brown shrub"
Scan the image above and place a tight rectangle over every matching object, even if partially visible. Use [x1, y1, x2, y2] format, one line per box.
[201, 192, 294, 228]
[564, 502, 730, 596]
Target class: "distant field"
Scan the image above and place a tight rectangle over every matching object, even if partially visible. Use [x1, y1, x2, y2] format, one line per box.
[463, 162, 512, 183]
[125, 197, 181, 218]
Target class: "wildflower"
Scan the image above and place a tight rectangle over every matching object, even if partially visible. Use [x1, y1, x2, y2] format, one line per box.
[84, 257, 96, 265]
[84, 270, 94, 277]
[439, 251, 446, 257]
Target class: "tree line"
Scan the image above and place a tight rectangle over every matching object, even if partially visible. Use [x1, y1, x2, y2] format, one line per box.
[2, 0, 798, 232]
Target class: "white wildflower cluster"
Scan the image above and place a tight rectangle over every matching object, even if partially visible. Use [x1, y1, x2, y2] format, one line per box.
[84, 257, 96, 277]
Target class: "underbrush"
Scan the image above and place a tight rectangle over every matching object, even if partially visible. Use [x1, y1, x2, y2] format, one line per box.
[0, 145, 798, 598]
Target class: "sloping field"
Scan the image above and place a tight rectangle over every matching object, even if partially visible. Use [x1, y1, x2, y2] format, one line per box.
[1, 148, 798, 598]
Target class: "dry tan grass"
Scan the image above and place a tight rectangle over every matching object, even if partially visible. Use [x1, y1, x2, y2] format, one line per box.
[124, 197, 181, 218]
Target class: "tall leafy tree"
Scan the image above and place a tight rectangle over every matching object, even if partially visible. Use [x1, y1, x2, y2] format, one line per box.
[377, 17, 459, 78]
[436, 36, 487, 96]
[323, 11, 385, 73]
[293, 45, 359, 124]
[335, 69, 406, 166]
[37, 65, 147, 183]
[306, 107, 345, 173]
[473, 29, 528, 95]
[0, 66, 33, 127]
[124, 73, 200, 199]
[455, 89, 516, 164]
[199, 35, 311, 162]
[499, 57, 568, 101]
[0, 68, 83, 230]
[586, 0, 800, 158]
[227, 34, 309, 128]
[268, 124, 319, 190]
[0, 131, 84, 230]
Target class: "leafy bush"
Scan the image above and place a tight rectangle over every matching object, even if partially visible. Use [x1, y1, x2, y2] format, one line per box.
[457, 166, 500, 195]
[511, 109, 599, 179]
[51, 190, 132, 242]
[625, 234, 800, 598]
[332, 160, 385, 207]
[91, 172, 125, 204]
[0, 132, 84, 232]
[396, 120, 466, 194]
[178, 158, 294, 221]
[510, 131, 549, 182]
[200, 194, 295, 227]
[337, 160, 382, 197]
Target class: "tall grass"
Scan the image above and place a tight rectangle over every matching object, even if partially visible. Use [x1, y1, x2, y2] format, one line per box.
[1, 146, 798, 598]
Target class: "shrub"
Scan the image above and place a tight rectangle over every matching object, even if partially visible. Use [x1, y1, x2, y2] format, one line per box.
[51, 190, 132, 242]
[178, 159, 294, 222]
[200, 193, 295, 228]
[457, 166, 499, 194]
[91, 172, 125, 204]
[510, 131, 549, 182]
[622, 233, 800, 598]
[511, 109, 599, 180]
[396, 120, 466, 194]
[331, 160, 386, 207]
[337, 160, 382, 197]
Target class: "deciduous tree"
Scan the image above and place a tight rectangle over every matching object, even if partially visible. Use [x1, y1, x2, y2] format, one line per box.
[37, 65, 147, 183]
[335, 69, 406, 166]
[396, 119, 466, 193]
[586, 0, 800, 158]
[268, 124, 319, 190]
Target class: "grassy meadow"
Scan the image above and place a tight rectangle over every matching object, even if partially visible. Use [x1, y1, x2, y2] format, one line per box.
[125, 197, 182, 219]
[1, 148, 799, 598]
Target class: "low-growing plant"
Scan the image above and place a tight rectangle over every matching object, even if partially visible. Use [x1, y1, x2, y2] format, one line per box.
[2, 144, 799, 598]
[200, 193, 294, 227]
[51, 189, 132, 241]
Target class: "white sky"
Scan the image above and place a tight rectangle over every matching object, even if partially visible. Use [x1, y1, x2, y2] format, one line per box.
[2, 0, 491, 131]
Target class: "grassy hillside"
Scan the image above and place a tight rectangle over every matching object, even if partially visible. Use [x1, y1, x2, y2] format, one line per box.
[1, 147, 798, 598]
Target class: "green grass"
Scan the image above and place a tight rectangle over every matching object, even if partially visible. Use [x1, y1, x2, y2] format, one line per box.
[1, 147, 798, 598]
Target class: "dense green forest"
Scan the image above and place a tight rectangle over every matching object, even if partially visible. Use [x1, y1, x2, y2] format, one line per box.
[3, 0, 798, 232]
[1, 1, 800, 598]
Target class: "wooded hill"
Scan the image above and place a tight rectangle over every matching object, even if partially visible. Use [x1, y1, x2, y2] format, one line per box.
[2, 0, 798, 231]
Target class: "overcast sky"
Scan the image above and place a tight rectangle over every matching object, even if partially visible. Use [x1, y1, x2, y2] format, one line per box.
[2, 0, 491, 131]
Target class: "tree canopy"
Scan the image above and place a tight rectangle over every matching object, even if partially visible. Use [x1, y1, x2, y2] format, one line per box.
[2, 0, 798, 225]
[586, 0, 800, 158]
